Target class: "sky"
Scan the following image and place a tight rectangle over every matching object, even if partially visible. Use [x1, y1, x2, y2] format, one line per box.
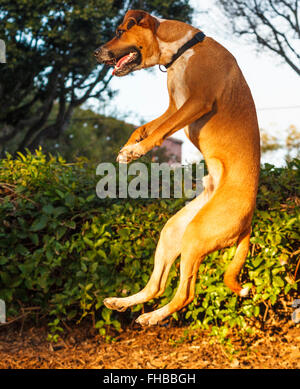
[91, 0, 300, 166]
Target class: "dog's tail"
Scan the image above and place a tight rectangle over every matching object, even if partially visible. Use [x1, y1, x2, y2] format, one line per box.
[223, 227, 251, 296]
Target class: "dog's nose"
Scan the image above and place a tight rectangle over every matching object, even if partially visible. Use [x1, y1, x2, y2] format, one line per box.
[94, 47, 102, 57]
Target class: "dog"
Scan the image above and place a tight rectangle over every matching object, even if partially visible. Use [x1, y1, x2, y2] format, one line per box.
[94, 10, 260, 326]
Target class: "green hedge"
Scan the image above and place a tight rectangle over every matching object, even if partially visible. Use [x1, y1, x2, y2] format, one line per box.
[0, 150, 299, 341]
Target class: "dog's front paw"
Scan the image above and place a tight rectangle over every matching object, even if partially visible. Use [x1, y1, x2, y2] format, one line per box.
[117, 143, 144, 163]
[103, 297, 128, 312]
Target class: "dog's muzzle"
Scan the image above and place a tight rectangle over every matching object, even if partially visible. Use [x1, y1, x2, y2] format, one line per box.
[94, 47, 101, 58]
[94, 44, 142, 77]
[94, 46, 114, 64]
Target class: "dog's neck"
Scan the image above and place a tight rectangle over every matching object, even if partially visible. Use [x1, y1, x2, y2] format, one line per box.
[155, 20, 197, 67]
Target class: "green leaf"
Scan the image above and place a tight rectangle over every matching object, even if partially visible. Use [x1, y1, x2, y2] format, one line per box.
[53, 206, 68, 218]
[55, 189, 65, 199]
[65, 220, 76, 229]
[65, 193, 76, 208]
[273, 276, 284, 288]
[0, 257, 8, 265]
[101, 308, 111, 323]
[30, 215, 48, 231]
[95, 320, 104, 329]
[30, 233, 39, 245]
[42, 204, 54, 215]
[254, 306, 260, 317]
[56, 227, 67, 240]
[111, 320, 121, 331]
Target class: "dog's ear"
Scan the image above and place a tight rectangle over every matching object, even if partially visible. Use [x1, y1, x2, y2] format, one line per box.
[126, 17, 138, 30]
[124, 10, 159, 33]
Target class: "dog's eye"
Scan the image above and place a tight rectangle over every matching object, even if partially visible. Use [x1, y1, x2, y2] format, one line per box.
[116, 29, 124, 38]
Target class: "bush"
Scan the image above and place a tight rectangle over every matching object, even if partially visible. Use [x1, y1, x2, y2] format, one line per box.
[0, 150, 299, 341]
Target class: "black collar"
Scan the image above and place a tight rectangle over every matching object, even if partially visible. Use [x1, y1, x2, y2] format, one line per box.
[161, 31, 206, 71]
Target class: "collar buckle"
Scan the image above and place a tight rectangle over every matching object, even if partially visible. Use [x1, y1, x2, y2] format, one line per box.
[159, 64, 168, 73]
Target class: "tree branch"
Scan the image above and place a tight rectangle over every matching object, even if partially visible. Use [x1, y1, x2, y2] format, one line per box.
[72, 66, 111, 107]
[218, 0, 300, 76]
[269, 0, 299, 36]
[18, 70, 59, 151]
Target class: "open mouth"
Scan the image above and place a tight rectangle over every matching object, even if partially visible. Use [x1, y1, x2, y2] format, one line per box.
[105, 48, 141, 76]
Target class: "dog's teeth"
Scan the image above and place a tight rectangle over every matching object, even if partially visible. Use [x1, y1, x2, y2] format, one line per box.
[114, 52, 136, 73]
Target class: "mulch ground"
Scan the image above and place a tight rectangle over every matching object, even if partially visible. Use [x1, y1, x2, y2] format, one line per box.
[0, 320, 299, 369]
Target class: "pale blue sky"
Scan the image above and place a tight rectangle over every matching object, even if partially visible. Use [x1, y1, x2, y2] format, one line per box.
[91, 0, 300, 166]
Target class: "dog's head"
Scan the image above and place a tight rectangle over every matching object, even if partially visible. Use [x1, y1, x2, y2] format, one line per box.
[94, 10, 160, 76]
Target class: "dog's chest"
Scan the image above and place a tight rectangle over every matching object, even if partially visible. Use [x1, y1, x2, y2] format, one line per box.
[167, 49, 194, 110]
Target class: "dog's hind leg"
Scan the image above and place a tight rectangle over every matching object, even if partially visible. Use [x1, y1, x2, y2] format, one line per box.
[223, 227, 251, 297]
[135, 192, 251, 326]
[103, 175, 214, 312]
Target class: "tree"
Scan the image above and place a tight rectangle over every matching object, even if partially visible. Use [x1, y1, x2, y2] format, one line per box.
[0, 0, 192, 156]
[260, 125, 300, 161]
[216, 0, 300, 75]
[41, 106, 135, 164]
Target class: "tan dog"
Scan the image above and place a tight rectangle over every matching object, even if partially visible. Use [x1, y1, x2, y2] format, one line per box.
[94, 10, 260, 326]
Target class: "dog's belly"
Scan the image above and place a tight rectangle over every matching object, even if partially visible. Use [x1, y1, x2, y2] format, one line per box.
[184, 112, 215, 152]
[184, 123, 200, 149]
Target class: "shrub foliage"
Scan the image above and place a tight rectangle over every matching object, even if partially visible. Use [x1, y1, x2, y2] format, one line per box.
[0, 150, 299, 340]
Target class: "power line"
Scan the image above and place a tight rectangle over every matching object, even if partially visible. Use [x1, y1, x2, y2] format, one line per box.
[257, 105, 300, 111]
[46, 106, 300, 124]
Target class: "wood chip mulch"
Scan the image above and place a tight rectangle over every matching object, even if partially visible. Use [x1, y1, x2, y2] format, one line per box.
[0, 321, 299, 369]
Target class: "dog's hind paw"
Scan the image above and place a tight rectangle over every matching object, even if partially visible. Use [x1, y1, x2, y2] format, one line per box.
[136, 313, 159, 326]
[136, 307, 168, 326]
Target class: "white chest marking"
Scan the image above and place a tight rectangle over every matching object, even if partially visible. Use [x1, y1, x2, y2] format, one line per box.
[168, 48, 194, 110]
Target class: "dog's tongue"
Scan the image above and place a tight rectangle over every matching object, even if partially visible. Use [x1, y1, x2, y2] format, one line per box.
[112, 53, 134, 75]
[117, 54, 131, 68]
